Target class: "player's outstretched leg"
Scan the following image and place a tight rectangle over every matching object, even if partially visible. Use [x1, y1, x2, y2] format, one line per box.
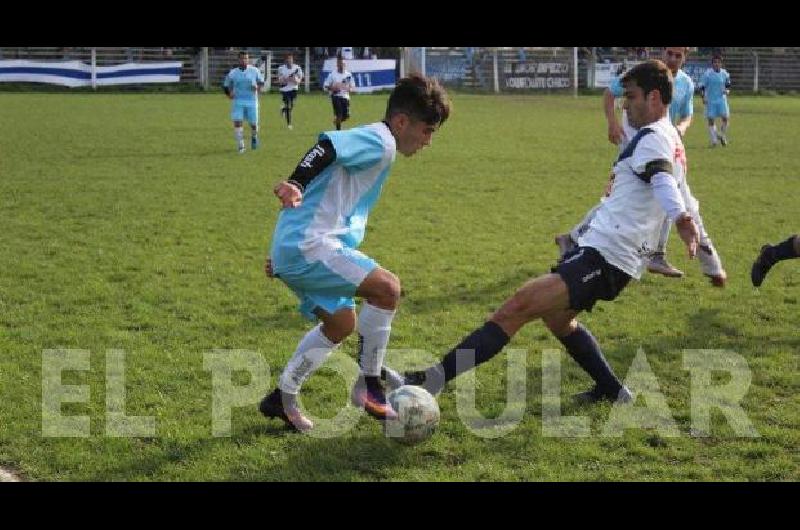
[752, 235, 799, 287]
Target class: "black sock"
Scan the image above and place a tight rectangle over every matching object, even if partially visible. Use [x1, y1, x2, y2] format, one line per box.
[286, 107, 292, 125]
[773, 235, 799, 261]
[438, 321, 511, 383]
[558, 324, 622, 396]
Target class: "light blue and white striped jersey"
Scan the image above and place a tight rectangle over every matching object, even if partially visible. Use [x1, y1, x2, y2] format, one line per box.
[670, 69, 694, 122]
[270, 122, 397, 272]
[223, 65, 264, 103]
[700, 68, 731, 102]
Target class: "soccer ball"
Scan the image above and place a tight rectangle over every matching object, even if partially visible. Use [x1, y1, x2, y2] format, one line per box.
[384, 385, 440, 445]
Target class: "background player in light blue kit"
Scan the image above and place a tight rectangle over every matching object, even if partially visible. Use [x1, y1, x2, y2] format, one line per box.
[223, 51, 264, 153]
[259, 74, 451, 432]
[700, 54, 732, 147]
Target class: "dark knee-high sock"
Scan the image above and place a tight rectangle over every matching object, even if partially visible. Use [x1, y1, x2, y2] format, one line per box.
[557, 324, 622, 395]
[772, 235, 799, 261]
[423, 321, 510, 391]
[286, 106, 292, 126]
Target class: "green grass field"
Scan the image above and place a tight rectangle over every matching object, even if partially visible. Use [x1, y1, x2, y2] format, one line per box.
[0, 91, 798, 481]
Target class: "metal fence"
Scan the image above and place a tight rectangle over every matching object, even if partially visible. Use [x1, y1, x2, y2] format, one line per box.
[410, 47, 800, 93]
[3, 47, 800, 92]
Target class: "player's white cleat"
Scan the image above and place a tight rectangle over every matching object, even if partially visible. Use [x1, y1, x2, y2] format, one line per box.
[238, 146, 246, 154]
[288, 124, 293, 130]
[647, 253, 684, 278]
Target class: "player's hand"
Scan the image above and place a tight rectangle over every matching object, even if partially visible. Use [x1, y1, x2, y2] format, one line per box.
[264, 257, 275, 279]
[675, 212, 699, 259]
[273, 181, 303, 208]
[608, 121, 624, 145]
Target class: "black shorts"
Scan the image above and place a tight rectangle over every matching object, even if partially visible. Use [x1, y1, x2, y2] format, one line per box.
[551, 246, 631, 312]
[282, 90, 298, 106]
[331, 96, 350, 120]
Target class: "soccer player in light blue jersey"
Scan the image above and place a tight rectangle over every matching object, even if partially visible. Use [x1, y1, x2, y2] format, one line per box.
[699, 55, 732, 147]
[556, 47, 717, 282]
[223, 51, 265, 153]
[258, 74, 451, 432]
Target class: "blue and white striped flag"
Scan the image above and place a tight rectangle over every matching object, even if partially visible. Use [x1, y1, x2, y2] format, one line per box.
[0, 60, 182, 87]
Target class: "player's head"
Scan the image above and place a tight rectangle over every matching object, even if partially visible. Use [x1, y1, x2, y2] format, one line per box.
[285, 53, 294, 66]
[712, 55, 723, 71]
[384, 73, 451, 157]
[663, 47, 689, 75]
[337, 54, 345, 72]
[621, 60, 673, 128]
[238, 51, 249, 69]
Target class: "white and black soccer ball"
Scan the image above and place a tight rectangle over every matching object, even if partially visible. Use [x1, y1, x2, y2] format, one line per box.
[384, 385, 440, 445]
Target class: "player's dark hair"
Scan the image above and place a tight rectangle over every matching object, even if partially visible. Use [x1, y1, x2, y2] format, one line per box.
[238, 51, 248, 58]
[712, 54, 723, 62]
[385, 73, 451, 126]
[622, 59, 673, 105]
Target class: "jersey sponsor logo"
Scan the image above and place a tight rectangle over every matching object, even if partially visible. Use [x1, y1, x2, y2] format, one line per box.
[300, 144, 327, 168]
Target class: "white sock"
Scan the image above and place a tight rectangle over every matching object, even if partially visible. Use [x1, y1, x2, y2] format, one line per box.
[708, 125, 717, 144]
[234, 127, 244, 148]
[278, 324, 339, 395]
[655, 216, 671, 254]
[251, 126, 258, 139]
[357, 303, 396, 377]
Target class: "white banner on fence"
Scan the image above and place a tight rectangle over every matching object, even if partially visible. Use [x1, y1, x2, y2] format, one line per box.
[593, 61, 643, 88]
[321, 58, 396, 93]
[0, 60, 182, 87]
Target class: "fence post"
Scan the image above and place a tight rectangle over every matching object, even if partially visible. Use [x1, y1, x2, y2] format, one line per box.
[493, 48, 499, 93]
[265, 50, 272, 91]
[91, 47, 97, 90]
[421, 47, 426, 76]
[399, 47, 406, 78]
[202, 47, 209, 90]
[305, 47, 310, 93]
[753, 50, 759, 93]
[573, 47, 578, 97]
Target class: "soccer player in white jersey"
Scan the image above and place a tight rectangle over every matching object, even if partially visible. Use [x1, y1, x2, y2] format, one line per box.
[401, 61, 710, 403]
[555, 47, 726, 284]
[699, 55, 732, 147]
[223, 51, 265, 153]
[323, 55, 355, 131]
[258, 74, 451, 432]
[277, 53, 303, 130]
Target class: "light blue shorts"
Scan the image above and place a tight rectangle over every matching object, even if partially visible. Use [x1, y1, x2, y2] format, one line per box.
[274, 246, 378, 320]
[231, 101, 258, 124]
[705, 99, 729, 119]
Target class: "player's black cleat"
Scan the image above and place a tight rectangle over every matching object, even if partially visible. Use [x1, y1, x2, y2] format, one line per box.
[751, 244, 777, 287]
[259, 388, 314, 432]
[403, 366, 446, 396]
[573, 384, 633, 405]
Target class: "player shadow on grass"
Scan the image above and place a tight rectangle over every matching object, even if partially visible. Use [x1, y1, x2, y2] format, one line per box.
[239, 423, 405, 481]
[71, 149, 234, 160]
[401, 267, 543, 316]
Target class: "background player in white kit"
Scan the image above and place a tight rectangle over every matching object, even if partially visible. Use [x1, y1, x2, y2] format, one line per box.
[259, 74, 451, 432]
[277, 53, 303, 130]
[323, 55, 355, 131]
